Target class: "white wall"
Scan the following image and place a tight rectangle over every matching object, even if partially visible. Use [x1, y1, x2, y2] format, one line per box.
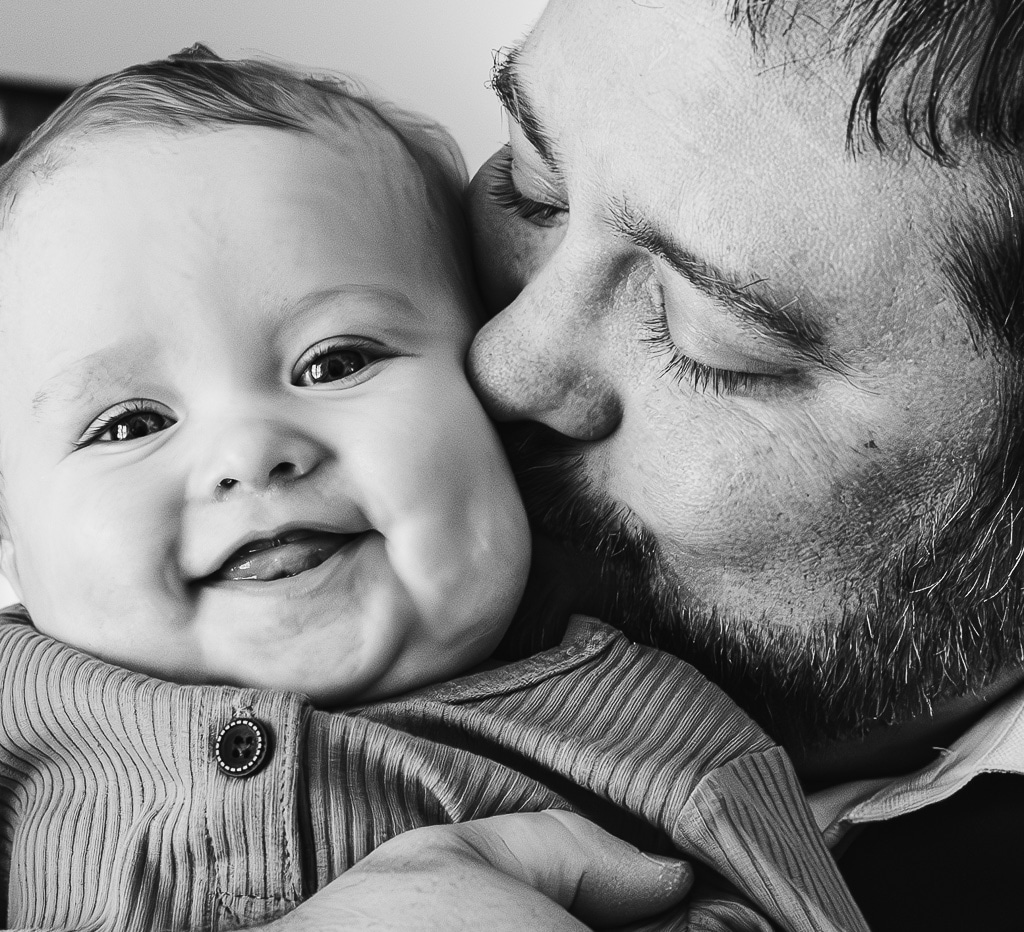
[0, 1, 547, 609]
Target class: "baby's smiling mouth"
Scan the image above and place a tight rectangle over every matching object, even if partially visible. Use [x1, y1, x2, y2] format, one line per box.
[212, 530, 357, 582]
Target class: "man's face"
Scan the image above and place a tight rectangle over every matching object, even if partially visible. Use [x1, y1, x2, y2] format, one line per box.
[0, 120, 529, 706]
[468, 0, 1010, 748]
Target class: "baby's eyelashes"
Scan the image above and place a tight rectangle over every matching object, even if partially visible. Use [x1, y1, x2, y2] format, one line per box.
[291, 335, 394, 389]
[296, 348, 369, 386]
[75, 399, 177, 449]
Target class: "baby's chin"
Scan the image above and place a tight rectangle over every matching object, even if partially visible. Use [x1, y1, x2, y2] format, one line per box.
[214, 599, 513, 708]
[194, 595, 422, 708]
[32, 592, 500, 709]
[189, 532, 520, 705]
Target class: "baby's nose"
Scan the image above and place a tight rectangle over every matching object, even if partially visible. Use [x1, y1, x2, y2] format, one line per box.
[214, 461, 302, 496]
[193, 419, 327, 499]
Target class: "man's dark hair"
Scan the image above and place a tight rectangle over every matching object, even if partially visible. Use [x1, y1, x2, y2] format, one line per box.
[734, 0, 1024, 161]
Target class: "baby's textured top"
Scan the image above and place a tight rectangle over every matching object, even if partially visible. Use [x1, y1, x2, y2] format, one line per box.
[0, 609, 867, 932]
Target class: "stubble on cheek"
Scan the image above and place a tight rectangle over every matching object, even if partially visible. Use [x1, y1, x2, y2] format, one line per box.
[613, 394, 861, 614]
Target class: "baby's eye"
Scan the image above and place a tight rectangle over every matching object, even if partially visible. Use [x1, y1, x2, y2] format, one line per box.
[76, 401, 177, 449]
[298, 349, 368, 386]
[101, 410, 172, 442]
[292, 338, 391, 389]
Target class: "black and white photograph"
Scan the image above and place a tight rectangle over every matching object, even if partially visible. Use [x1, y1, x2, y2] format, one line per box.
[1, 2, 1021, 930]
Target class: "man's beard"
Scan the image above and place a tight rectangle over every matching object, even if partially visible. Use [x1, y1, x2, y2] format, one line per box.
[499, 420, 1024, 756]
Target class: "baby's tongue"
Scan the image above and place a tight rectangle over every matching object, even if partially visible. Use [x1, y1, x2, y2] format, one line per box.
[216, 531, 348, 581]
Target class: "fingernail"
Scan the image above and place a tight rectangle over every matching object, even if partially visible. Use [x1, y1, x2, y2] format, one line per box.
[642, 854, 693, 890]
[641, 853, 682, 866]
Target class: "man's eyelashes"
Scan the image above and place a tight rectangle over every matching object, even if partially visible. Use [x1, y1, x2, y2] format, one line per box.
[489, 146, 567, 226]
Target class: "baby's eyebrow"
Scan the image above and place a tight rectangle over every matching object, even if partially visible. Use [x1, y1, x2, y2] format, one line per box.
[31, 349, 146, 422]
[267, 285, 426, 344]
[31, 287, 423, 422]
[279, 286, 424, 325]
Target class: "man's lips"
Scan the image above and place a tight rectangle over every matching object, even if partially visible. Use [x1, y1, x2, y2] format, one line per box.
[210, 529, 357, 582]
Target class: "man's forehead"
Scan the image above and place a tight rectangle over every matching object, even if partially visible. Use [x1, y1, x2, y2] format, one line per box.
[510, 0, 772, 148]
[517, 0, 844, 112]
[500, 1, 852, 245]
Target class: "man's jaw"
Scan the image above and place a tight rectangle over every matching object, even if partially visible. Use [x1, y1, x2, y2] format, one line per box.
[502, 421, 1024, 766]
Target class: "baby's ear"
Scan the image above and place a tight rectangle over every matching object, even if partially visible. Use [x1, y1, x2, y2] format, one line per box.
[0, 532, 23, 601]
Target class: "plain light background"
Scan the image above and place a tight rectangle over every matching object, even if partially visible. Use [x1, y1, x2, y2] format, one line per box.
[0, 1, 546, 170]
[0, 0, 547, 608]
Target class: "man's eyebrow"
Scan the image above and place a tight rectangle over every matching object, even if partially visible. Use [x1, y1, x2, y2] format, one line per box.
[491, 46, 560, 173]
[609, 200, 840, 367]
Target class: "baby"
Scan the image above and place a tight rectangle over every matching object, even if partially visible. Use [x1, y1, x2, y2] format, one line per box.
[0, 49, 867, 932]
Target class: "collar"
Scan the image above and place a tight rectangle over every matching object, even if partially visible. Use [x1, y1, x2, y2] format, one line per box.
[807, 682, 1024, 847]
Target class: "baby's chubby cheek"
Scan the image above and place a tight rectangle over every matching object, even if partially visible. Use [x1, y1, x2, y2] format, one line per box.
[1, 455, 196, 672]
[350, 354, 531, 625]
[387, 468, 530, 636]
[369, 425, 530, 665]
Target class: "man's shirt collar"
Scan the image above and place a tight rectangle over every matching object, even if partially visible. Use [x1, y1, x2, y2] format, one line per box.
[809, 682, 1024, 847]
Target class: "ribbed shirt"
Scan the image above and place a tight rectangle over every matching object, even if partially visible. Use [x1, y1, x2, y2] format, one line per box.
[0, 608, 867, 932]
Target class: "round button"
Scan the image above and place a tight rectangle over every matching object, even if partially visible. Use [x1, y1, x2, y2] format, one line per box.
[215, 717, 271, 778]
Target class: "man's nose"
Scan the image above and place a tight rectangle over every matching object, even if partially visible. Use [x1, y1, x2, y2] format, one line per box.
[468, 251, 623, 442]
[191, 418, 328, 500]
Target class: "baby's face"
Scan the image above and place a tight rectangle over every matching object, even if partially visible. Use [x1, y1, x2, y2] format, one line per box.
[0, 118, 530, 704]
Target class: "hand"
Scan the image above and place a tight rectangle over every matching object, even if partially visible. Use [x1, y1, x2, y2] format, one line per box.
[270, 810, 692, 931]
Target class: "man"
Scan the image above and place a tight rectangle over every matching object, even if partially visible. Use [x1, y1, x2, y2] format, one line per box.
[461, 0, 1024, 927]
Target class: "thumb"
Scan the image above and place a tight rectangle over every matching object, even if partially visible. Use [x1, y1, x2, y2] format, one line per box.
[452, 809, 693, 927]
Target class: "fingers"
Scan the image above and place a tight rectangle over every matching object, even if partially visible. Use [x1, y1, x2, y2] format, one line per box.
[448, 810, 693, 927]
[326, 811, 693, 932]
